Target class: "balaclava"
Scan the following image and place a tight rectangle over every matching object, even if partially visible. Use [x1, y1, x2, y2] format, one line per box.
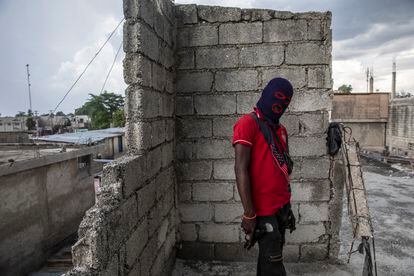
[256, 77, 294, 128]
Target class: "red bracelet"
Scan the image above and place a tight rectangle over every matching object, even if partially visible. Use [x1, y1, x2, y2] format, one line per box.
[242, 214, 257, 220]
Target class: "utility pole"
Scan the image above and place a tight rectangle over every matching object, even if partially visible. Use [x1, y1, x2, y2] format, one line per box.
[26, 64, 33, 112]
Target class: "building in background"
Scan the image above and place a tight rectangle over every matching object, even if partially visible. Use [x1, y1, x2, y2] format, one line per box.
[387, 97, 414, 158]
[332, 92, 389, 151]
[0, 116, 28, 132]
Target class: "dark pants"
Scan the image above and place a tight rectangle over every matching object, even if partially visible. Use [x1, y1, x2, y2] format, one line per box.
[256, 204, 290, 276]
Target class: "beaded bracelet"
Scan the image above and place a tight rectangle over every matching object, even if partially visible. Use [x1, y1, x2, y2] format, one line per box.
[242, 214, 257, 220]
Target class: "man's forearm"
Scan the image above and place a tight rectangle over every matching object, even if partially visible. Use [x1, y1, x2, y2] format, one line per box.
[235, 167, 255, 216]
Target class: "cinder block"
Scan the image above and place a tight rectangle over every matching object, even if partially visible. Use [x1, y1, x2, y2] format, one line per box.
[286, 223, 325, 243]
[280, 114, 299, 136]
[146, 146, 162, 178]
[234, 184, 241, 202]
[176, 96, 194, 116]
[298, 112, 329, 135]
[155, 166, 174, 200]
[214, 203, 243, 222]
[157, 218, 169, 249]
[126, 218, 148, 268]
[273, 11, 295, 19]
[308, 66, 332, 89]
[264, 19, 307, 42]
[178, 25, 218, 47]
[240, 45, 284, 67]
[236, 93, 260, 114]
[213, 117, 238, 137]
[300, 202, 329, 223]
[123, 54, 152, 86]
[194, 94, 236, 115]
[213, 160, 235, 180]
[216, 70, 259, 92]
[120, 155, 147, 198]
[290, 180, 331, 202]
[176, 141, 193, 160]
[138, 0, 155, 27]
[289, 136, 327, 157]
[176, 71, 213, 93]
[250, 9, 274, 21]
[301, 156, 330, 179]
[198, 6, 241, 22]
[176, 4, 198, 24]
[198, 224, 240, 242]
[165, 71, 175, 94]
[151, 63, 166, 92]
[196, 47, 239, 69]
[301, 244, 328, 261]
[219, 22, 262, 44]
[308, 19, 324, 40]
[283, 245, 300, 262]
[192, 182, 233, 202]
[137, 181, 156, 217]
[135, 22, 160, 62]
[178, 182, 192, 202]
[139, 235, 157, 276]
[177, 49, 194, 69]
[177, 160, 212, 181]
[261, 67, 306, 89]
[177, 118, 212, 138]
[179, 203, 213, 222]
[286, 43, 329, 65]
[289, 92, 331, 112]
[150, 119, 166, 147]
[179, 223, 198, 241]
[194, 139, 235, 159]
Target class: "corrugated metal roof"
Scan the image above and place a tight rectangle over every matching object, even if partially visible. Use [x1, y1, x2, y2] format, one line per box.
[32, 127, 125, 145]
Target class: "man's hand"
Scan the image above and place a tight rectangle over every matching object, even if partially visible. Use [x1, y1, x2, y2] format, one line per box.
[242, 217, 257, 240]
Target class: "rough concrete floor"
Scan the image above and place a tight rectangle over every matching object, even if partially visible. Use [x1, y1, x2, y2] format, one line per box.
[173, 159, 414, 275]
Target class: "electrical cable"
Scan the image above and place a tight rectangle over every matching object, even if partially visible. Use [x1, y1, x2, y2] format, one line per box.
[99, 41, 123, 94]
[52, 18, 124, 113]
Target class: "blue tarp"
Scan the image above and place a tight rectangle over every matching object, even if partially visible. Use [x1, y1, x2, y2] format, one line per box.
[32, 127, 125, 145]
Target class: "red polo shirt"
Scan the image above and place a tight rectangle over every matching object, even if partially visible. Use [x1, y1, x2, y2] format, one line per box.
[232, 109, 291, 216]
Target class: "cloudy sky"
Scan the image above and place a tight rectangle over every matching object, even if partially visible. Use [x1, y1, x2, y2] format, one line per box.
[0, 0, 413, 116]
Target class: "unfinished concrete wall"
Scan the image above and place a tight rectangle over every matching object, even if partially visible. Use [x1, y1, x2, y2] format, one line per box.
[331, 93, 389, 150]
[387, 97, 414, 157]
[175, 5, 335, 262]
[0, 147, 100, 276]
[67, 0, 177, 275]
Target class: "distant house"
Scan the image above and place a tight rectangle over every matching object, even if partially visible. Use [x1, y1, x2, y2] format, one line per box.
[71, 115, 91, 130]
[0, 116, 28, 132]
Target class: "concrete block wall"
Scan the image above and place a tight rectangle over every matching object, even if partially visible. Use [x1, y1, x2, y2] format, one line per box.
[387, 97, 414, 158]
[67, 0, 177, 275]
[175, 5, 336, 262]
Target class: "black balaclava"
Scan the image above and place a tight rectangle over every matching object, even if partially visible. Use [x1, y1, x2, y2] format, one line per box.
[256, 77, 294, 128]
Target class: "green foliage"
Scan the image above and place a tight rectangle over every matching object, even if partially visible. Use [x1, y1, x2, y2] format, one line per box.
[26, 117, 36, 130]
[75, 91, 124, 130]
[55, 111, 65, 116]
[338, 84, 353, 93]
[112, 109, 125, 127]
[15, 111, 26, 117]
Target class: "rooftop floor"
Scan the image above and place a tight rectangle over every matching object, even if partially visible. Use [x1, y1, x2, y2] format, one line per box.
[173, 158, 414, 275]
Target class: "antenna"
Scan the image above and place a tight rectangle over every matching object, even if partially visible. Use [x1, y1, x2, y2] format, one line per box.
[26, 64, 33, 112]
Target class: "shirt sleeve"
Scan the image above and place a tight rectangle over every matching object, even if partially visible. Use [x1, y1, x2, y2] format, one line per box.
[232, 115, 256, 147]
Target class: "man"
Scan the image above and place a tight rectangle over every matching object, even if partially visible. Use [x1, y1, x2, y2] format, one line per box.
[233, 77, 295, 276]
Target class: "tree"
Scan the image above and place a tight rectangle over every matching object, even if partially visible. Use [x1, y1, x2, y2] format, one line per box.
[15, 111, 26, 117]
[75, 91, 124, 129]
[55, 111, 66, 116]
[112, 109, 125, 127]
[338, 84, 352, 94]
